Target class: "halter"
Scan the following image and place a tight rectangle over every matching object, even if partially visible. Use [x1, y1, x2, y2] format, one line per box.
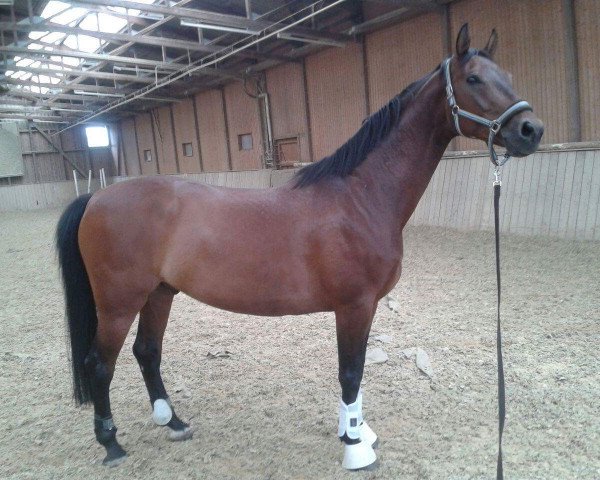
[443, 57, 532, 167]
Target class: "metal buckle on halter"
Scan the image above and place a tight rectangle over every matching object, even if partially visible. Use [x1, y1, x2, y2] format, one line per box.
[490, 121, 502, 134]
[493, 166, 502, 186]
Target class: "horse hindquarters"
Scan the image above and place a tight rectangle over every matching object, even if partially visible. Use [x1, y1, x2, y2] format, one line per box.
[56, 195, 128, 465]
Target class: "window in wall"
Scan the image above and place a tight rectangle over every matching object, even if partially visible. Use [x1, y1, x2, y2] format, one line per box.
[182, 142, 193, 157]
[85, 125, 109, 147]
[144, 149, 152, 163]
[238, 133, 253, 151]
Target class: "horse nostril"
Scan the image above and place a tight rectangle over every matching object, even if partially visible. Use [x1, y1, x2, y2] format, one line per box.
[521, 121, 535, 139]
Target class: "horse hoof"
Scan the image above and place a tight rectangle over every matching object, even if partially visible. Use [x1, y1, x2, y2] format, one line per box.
[360, 421, 378, 447]
[168, 426, 193, 442]
[102, 441, 127, 467]
[342, 440, 377, 470]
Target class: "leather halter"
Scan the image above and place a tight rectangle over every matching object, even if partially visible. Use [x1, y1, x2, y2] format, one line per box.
[443, 57, 532, 166]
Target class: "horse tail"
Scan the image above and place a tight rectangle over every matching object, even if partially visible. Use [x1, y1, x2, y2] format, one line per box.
[56, 193, 96, 405]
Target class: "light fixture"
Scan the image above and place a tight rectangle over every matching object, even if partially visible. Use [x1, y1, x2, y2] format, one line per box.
[73, 90, 125, 98]
[277, 32, 345, 48]
[51, 107, 94, 113]
[180, 19, 260, 36]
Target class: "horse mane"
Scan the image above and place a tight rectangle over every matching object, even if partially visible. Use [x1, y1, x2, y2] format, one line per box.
[293, 69, 437, 188]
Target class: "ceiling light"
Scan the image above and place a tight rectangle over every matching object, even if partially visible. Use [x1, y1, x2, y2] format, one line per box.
[277, 32, 345, 48]
[180, 19, 260, 35]
[73, 90, 125, 98]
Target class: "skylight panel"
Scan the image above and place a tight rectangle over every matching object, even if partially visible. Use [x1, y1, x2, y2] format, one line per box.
[41, 1, 70, 19]
[98, 13, 127, 33]
[63, 35, 78, 50]
[61, 57, 80, 67]
[77, 35, 101, 53]
[52, 7, 88, 26]
[28, 31, 49, 40]
[79, 14, 99, 31]
[28, 43, 44, 50]
[16, 58, 34, 67]
[41, 32, 66, 44]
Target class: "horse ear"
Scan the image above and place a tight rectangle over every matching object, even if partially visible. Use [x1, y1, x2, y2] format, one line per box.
[484, 28, 498, 58]
[456, 23, 470, 57]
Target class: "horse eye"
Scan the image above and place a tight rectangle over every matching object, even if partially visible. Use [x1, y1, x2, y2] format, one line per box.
[467, 75, 482, 85]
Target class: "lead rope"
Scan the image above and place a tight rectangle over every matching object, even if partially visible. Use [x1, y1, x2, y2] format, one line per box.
[493, 167, 506, 480]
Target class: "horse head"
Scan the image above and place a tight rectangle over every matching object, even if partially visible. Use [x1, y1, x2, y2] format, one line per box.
[446, 23, 544, 158]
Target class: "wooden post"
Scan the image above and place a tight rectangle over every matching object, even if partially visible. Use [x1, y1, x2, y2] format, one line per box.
[562, 0, 582, 142]
[73, 170, 79, 196]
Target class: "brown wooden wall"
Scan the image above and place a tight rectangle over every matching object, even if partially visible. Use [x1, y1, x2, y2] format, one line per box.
[105, 0, 600, 180]
[223, 81, 263, 171]
[195, 89, 229, 172]
[172, 100, 202, 173]
[366, 12, 444, 112]
[120, 118, 140, 176]
[135, 113, 158, 175]
[265, 62, 311, 163]
[305, 42, 367, 161]
[0, 124, 117, 186]
[152, 106, 178, 175]
[575, 0, 600, 141]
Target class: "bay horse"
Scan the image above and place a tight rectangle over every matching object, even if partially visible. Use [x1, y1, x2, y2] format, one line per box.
[56, 24, 543, 469]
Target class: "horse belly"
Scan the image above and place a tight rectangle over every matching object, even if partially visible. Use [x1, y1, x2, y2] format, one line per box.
[164, 235, 325, 316]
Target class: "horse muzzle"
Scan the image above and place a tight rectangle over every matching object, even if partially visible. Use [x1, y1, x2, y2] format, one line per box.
[501, 115, 544, 157]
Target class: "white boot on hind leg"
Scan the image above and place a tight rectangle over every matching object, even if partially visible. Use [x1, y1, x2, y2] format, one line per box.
[152, 398, 173, 426]
[338, 391, 377, 470]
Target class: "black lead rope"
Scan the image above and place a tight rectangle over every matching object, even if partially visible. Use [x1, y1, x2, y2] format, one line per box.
[493, 173, 506, 480]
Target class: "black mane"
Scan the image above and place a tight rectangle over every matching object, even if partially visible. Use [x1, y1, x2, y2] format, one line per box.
[293, 70, 436, 188]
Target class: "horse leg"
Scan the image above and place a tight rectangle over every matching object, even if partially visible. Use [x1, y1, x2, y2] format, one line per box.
[84, 311, 136, 467]
[133, 284, 192, 441]
[335, 300, 378, 470]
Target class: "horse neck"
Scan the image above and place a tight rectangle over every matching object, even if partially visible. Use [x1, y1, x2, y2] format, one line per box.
[353, 72, 454, 230]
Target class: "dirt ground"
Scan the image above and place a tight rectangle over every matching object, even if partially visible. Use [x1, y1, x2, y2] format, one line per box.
[0, 208, 598, 480]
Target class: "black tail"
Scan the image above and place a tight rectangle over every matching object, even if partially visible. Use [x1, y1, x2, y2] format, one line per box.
[56, 193, 95, 405]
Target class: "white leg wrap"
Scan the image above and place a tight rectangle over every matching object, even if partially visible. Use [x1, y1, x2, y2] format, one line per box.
[152, 398, 173, 426]
[338, 391, 377, 469]
[338, 391, 363, 440]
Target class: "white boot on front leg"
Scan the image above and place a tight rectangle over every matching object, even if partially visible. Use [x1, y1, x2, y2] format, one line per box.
[360, 421, 378, 446]
[338, 391, 377, 470]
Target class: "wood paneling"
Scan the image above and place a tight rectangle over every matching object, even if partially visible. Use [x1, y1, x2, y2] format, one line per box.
[366, 12, 444, 112]
[152, 106, 178, 174]
[449, 0, 569, 150]
[195, 89, 229, 172]
[121, 118, 140, 176]
[305, 42, 367, 160]
[134, 113, 158, 175]
[172, 99, 202, 173]
[223, 81, 263, 171]
[409, 148, 600, 240]
[266, 62, 311, 163]
[575, 0, 600, 141]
